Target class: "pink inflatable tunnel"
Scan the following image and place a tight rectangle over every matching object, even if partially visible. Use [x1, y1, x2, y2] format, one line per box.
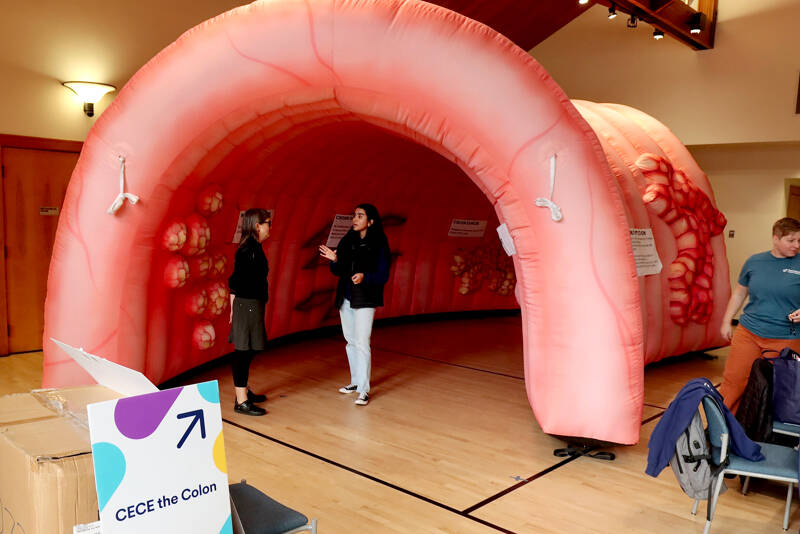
[43, 0, 728, 445]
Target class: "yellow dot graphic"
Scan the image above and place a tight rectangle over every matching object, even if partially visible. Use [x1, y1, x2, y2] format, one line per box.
[213, 431, 227, 473]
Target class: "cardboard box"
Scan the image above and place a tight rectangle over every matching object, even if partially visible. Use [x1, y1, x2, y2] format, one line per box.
[0, 386, 122, 534]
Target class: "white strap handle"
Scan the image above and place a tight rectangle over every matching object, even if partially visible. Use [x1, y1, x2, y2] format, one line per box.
[534, 154, 563, 222]
[107, 155, 140, 215]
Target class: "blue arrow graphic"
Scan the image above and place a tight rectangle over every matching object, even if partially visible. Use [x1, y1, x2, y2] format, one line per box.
[177, 409, 206, 449]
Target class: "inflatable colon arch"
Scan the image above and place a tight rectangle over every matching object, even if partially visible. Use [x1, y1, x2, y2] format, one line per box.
[43, 0, 729, 445]
[572, 101, 729, 363]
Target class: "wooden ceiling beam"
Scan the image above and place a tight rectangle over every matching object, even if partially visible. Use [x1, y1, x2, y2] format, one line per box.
[595, 0, 717, 50]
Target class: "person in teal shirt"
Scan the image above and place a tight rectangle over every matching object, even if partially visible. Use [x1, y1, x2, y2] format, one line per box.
[719, 217, 800, 411]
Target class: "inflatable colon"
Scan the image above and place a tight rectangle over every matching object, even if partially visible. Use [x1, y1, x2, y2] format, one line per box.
[189, 254, 212, 278]
[197, 184, 224, 216]
[163, 257, 189, 289]
[185, 289, 207, 316]
[42, 0, 729, 445]
[184, 214, 211, 256]
[161, 219, 187, 252]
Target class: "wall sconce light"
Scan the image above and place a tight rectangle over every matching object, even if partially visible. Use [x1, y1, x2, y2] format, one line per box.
[608, 4, 617, 19]
[653, 29, 665, 40]
[62, 81, 116, 117]
[627, 14, 638, 28]
[578, 0, 589, 5]
[687, 12, 705, 34]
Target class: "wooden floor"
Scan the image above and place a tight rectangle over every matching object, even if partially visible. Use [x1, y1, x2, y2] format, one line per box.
[1, 316, 796, 533]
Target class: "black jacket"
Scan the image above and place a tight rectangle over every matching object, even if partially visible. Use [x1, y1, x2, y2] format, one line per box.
[331, 230, 390, 309]
[228, 237, 269, 301]
[735, 358, 773, 442]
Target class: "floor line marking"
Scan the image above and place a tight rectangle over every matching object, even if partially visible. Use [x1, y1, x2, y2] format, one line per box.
[462, 449, 590, 514]
[222, 418, 518, 533]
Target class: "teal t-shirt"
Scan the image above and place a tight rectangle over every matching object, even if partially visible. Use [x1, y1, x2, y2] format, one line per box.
[738, 251, 800, 339]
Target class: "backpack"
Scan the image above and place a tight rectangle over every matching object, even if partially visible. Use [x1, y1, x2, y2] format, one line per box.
[669, 408, 727, 501]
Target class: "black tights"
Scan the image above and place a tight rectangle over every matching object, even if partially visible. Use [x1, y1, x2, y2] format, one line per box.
[231, 349, 255, 388]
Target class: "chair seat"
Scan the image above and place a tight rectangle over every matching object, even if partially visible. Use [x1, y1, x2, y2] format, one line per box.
[773, 421, 800, 437]
[229, 482, 309, 534]
[727, 442, 799, 481]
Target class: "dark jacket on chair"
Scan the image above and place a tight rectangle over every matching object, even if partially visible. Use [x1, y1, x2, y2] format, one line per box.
[646, 378, 764, 477]
[735, 358, 773, 442]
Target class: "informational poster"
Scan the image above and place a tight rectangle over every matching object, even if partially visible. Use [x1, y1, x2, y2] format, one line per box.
[448, 218, 487, 238]
[630, 228, 663, 276]
[326, 214, 354, 248]
[87, 381, 232, 534]
[496, 223, 516, 256]
[231, 209, 273, 243]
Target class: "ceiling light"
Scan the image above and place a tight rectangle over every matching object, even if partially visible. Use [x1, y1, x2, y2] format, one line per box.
[653, 29, 664, 40]
[578, 0, 589, 5]
[608, 4, 617, 19]
[62, 81, 116, 117]
[627, 14, 638, 28]
[688, 12, 705, 34]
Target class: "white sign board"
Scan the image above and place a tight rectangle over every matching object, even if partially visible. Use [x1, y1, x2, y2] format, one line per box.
[448, 218, 487, 238]
[52, 338, 159, 397]
[496, 223, 516, 256]
[231, 209, 273, 243]
[326, 214, 354, 248]
[87, 381, 232, 534]
[630, 228, 663, 276]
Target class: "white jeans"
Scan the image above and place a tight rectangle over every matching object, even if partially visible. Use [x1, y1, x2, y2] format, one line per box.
[339, 298, 375, 394]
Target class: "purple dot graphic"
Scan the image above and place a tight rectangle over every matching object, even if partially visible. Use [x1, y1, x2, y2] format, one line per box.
[114, 387, 183, 439]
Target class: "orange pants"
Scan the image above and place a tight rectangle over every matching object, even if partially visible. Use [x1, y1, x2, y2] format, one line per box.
[718, 324, 800, 413]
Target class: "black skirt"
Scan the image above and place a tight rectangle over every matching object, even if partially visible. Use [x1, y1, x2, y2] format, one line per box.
[228, 297, 267, 351]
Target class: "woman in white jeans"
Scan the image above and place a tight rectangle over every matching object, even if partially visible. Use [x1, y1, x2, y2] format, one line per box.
[319, 204, 391, 406]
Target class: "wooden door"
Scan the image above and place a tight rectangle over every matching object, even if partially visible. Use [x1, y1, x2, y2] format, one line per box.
[788, 185, 800, 221]
[2, 147, 78, 353]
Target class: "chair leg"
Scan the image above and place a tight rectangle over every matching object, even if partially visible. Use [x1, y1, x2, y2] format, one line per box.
[691, 499, 699, 515]
[286, 522, 315, 534]
[784, 483, 793, 531]
[704, 473, 727, 534]
[741, 476, 750, 495]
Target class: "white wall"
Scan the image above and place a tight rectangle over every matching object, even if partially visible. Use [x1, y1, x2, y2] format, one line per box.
[532, 0, 800, 145]
[689, 142, 800, 288]
[2, 1, 798, 145]
[0, 0, 245, 141]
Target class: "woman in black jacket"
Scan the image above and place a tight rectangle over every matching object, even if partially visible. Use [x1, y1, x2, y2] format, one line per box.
[228, 208, 271, 416]
[319, 204, 391, 406]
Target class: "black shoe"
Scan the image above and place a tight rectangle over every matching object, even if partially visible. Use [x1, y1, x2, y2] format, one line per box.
[247, 389, 267, 403]
[234, 400, 266, 416]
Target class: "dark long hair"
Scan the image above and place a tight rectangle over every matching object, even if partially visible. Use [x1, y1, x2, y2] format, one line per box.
[239, 208, 270, 247]
[355, 203, 386, 246]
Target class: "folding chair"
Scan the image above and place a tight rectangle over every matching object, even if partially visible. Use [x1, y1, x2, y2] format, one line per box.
[773, 420, 800, 439]
[229, 480, 317, 534]
[699, 396, 798, 533]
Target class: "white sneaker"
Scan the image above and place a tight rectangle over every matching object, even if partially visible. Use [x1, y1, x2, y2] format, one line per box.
[338, 384, 358, 394]
[355, 393, 369, 406]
